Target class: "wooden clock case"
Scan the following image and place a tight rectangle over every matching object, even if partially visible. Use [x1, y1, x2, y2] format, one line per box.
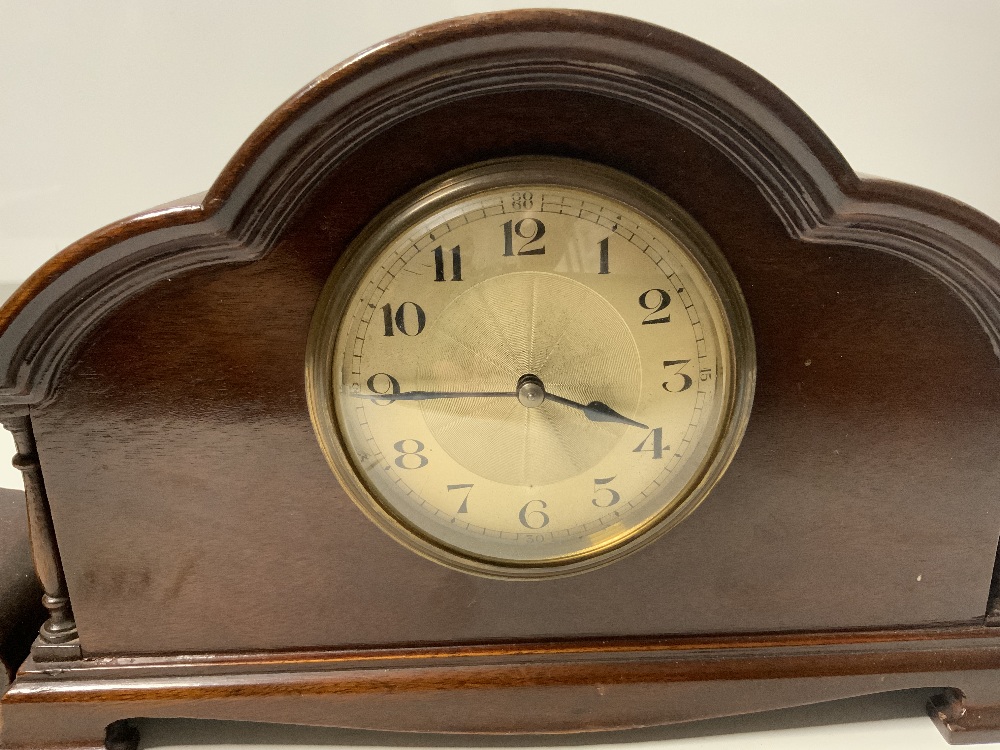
[2, 9, 1000, 748]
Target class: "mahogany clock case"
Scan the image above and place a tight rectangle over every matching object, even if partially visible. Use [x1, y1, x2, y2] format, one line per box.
[2, 9, 1000, 748]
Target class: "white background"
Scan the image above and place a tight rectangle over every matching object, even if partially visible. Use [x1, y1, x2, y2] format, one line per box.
[2, 1, 998, 747]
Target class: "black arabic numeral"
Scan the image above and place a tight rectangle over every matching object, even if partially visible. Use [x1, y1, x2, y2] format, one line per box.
[591, 476, 620, 508]
[662, 359, 693, 393]
[598, 236, 610, 274]
[518, 499, 549, 529]
[633, 428, 666, 459]
[503, 218, 546, 256]
[393, 439, 428, 470]
[639, 289, 671, 324]
[510, 191, 533, 210]
[433, 245, 462, 282]
[382, 301, 426, 336]
[365, 372, 401, 405]
[448, 483, 474, 514]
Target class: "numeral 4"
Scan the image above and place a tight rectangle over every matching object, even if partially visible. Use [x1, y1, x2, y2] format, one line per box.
[633, 428, 666, 459]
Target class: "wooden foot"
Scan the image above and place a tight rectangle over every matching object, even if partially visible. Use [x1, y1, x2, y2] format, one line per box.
[104, 720, 140, 750]
[929, 680, 1000, 745]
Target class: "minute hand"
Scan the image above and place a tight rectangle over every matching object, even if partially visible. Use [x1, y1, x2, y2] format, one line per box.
[353, 390, 516, 401]
[543, 392, 648, 430]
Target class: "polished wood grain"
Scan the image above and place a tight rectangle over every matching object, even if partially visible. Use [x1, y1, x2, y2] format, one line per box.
[1, 8, 1000, 748]
[26, 84, 1000, 655]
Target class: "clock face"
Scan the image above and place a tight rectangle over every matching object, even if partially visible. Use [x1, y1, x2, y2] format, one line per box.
[307, 158, 754, 578]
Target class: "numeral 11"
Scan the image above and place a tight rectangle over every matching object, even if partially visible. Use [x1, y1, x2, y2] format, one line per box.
[433, 245, 462, 282]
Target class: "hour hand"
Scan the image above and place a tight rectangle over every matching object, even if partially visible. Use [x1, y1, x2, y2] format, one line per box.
[516, 374, 645, 429]
[545, 393, 648, 430]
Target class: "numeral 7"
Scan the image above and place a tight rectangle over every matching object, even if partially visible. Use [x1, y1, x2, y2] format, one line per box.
[448, 483, 474, 514]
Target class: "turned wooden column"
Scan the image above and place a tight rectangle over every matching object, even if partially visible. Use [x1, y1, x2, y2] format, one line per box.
[1, 414, 77, 650]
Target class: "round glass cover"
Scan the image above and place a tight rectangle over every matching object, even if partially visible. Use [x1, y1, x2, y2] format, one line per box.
[307, 157, 755, 578]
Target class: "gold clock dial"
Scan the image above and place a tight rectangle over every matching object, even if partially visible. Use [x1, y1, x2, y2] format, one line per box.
[307, 158, 754, 578]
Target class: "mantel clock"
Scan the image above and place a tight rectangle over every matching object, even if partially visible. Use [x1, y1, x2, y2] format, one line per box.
[2, 10, 1000, 748]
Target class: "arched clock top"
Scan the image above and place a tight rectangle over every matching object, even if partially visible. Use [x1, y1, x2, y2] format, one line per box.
[1, 10, 999, 410]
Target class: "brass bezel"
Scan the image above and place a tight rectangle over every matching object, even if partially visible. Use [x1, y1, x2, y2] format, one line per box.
[306, 157, 756, 579]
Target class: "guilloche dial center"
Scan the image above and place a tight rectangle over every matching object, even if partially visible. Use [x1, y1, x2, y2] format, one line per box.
[416, 271, 640, 486]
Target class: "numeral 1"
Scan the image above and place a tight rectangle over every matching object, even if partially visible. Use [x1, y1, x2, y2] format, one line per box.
[598, 237, 610, 274]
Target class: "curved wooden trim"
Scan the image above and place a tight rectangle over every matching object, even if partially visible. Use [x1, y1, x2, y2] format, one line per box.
[0, 197, 205, 339]
[1, 9, 999, 409]
[3, 626, 999, 741]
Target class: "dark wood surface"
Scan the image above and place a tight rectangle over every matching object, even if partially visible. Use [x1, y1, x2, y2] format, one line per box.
[27, 75, 1000, 659]
[2, 8, 1000, 747]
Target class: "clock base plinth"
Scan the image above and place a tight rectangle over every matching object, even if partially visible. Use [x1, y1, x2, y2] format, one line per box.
[3, 630, 1000, 748]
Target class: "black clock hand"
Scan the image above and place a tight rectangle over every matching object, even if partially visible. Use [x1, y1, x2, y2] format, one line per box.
[354, 390, 515, 401]
[353, 379, 647, 430]
[544, 392, 649, 430]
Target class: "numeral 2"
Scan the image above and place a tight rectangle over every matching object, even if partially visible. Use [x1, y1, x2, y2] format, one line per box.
[639, 289, 671, 324]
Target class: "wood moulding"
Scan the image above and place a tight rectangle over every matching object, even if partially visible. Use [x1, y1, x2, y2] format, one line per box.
[4, 627, 1000, 745]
